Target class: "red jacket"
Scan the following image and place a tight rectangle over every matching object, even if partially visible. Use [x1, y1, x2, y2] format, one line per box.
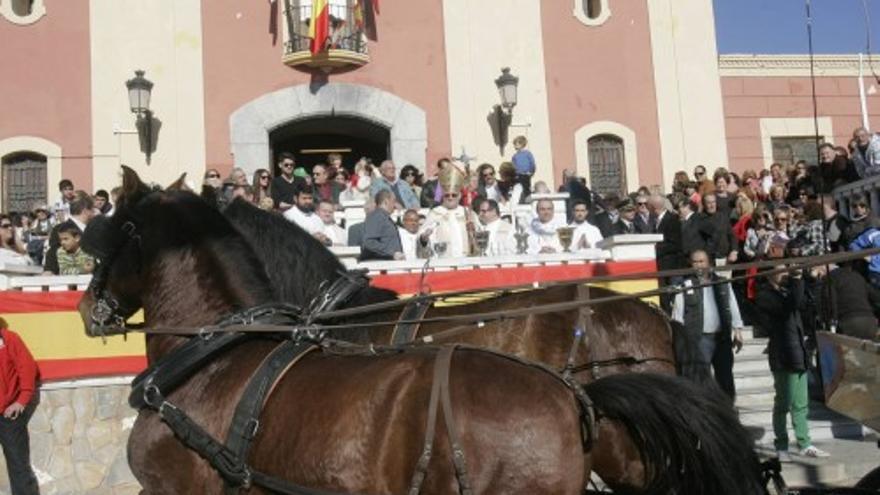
[0, 328, 38, 409]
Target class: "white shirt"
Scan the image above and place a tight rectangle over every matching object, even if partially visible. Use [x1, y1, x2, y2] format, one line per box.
[569, 221, 603, 250]
[283, 207, 324, 235]
[483, 218, 515, 256]
[527, 217, 564, 254]
[322, 222, 347, 246]
[483, 183, 502, 202]
[398, 227, 421, 261]
[671, 279, 744, 333]
[0, 248, 32, 266]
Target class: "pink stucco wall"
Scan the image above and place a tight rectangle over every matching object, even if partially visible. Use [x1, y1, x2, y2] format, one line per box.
[722, 75, 880, 173]
[200, 0, 451, 174]
[540, 2, 664, 189]
[0, 0, 93, 191]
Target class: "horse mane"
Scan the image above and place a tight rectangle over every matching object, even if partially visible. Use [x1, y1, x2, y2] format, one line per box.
[137, 191, 277, 307]
[223, 199, 397, 308]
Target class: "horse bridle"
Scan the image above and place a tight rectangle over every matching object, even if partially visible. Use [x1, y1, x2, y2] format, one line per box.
[86, 219, 144, 338]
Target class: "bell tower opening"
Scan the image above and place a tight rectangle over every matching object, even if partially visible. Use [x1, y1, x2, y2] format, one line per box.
[269, 116, 390, 175]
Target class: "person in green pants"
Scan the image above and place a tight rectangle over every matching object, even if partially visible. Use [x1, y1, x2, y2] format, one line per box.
[755, 264, 830, 460]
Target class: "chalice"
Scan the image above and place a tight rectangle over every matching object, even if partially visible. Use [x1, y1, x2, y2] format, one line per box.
[473, 230, 490, 257]
[556, 226, 575, 253]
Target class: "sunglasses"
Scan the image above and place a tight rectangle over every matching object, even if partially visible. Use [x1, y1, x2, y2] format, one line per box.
[281, 162, 294, 168]
[637, 202, 647, 206]
[443, 194, 460, 199]
[0, 224, 12, 229]
[260, 175, 269, 180]
[695, 171, 705, 176]
[207, 174, 220, 179]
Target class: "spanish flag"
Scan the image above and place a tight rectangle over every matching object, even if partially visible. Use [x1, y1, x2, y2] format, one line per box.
[309, 0, 329, 54]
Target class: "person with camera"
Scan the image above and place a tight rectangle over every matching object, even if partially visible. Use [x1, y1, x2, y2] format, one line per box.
[755, 258, 829, 460]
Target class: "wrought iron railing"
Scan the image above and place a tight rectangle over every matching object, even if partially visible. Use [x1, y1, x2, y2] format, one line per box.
[283, 1, 368, 57]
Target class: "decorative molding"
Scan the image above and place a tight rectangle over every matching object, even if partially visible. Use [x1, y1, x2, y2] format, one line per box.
[573, 120, 639, 193]
[572, 0, 611, 27]
[229, 83, 427, 175]
[0, 0, 46, 25]
[719, 54, 880, 77]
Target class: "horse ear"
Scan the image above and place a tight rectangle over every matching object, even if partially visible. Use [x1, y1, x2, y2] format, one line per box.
[121, 165, 146, 196]
[167, 173, 190, 192]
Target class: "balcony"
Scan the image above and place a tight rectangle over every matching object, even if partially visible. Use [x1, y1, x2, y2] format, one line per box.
[282, 2, 370, 71]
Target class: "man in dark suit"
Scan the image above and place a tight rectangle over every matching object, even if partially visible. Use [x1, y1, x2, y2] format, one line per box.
[360, 190, 404, 261]
[612, 199, 638, 235]
[678, 198, 710, 258]
[634, 195, 651, 233]
[591, 193, 620, 238]
[649, 194, 684, 313]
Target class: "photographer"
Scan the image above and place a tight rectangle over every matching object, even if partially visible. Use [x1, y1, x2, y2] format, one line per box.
[755, 263, 829, 460]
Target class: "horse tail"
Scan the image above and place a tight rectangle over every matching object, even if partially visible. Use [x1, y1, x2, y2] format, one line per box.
[583, 373, 764, 495]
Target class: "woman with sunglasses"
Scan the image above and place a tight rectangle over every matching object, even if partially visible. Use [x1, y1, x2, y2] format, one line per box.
[251, 168, 274, 210]
[0, 214, 31, 266]
[399, 165, 422, 201]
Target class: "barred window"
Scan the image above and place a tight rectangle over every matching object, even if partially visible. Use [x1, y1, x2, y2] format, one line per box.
[587, 134, 626, 198]
[2, 152, 47, 213]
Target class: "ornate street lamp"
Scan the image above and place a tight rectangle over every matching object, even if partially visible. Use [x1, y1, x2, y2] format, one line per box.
[125, 70, 155, 163]
[494, 67, 519, 154]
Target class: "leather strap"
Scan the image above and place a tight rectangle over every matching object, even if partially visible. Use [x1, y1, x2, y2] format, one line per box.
[391, 298, 433, 345]
[438, 346, 473, 495]
[224, 340, 316, 494]
[407, 347, 445, 495]
[130, 333, 251, 410]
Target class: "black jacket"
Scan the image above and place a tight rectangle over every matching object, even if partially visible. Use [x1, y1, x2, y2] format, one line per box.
[755, 277, 810, 372]
[654, 211, 684, 270]
[612, 219, 637, 235]
[592, 211, 616, 239]
[680, 212, 710, 258]
[819, 266, 880, 322]
[702, 211, 737, 259]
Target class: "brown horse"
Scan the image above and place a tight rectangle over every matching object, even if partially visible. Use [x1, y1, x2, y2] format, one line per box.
[225, 200, 679, 491]
[78, 169, 764, 494]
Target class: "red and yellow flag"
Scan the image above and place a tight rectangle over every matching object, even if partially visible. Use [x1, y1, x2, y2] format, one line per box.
[309, 0, 330, 54]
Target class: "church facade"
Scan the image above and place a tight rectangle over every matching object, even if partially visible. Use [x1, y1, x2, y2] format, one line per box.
[1, 0, 878, 210]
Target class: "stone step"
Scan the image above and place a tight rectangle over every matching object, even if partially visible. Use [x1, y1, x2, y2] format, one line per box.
[736, 389, 776, 409]
[754, 437, 880, 488]
[741, 403, 865, 444]
[735, 369, 775, 390]
[733, 353, 771, 374]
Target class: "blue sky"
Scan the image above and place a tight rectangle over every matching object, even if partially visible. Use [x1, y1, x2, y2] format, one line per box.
[714, 0, 880, 54]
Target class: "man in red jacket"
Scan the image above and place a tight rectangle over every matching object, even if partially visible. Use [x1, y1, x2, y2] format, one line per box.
[0, 317, 40, 494]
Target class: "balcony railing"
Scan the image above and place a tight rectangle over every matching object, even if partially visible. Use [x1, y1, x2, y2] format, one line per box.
[282, 2, 370, 70]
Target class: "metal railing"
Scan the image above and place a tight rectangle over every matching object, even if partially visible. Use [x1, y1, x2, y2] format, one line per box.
[283, 1, 368, 56]
[831, 174, 880, 218]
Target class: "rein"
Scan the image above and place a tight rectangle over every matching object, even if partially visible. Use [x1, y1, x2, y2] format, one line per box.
[97, 246, 877, 339]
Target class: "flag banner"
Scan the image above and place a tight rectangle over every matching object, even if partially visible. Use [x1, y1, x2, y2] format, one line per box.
[309, 0, 330, 54]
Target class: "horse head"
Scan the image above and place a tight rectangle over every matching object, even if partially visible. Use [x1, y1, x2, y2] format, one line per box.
[78, 166, 274, 338]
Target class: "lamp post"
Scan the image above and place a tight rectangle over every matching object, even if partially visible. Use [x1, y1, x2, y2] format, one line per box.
[494, 67, 519, 154]
[125, 70, 154, 164]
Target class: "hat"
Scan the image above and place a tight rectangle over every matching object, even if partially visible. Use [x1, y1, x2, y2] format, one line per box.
[617, 199, 636, 213]
[439, 162, 466, 192]
[293, 167, 308, 179]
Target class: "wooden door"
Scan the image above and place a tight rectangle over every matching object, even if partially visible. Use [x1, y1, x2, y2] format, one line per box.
[2, 152, 47, 213]
[587, 134, 626, 198]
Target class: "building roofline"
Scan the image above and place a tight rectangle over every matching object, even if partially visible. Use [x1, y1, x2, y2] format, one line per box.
[719, 54, 880, 77]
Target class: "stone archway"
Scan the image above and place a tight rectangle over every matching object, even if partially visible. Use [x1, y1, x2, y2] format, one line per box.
[229, 83, 427, 174]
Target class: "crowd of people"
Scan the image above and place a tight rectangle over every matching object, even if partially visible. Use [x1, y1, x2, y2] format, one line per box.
[1, 126, 880, 468]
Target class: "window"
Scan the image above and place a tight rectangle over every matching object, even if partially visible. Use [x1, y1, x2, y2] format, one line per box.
[588, 134, 626, 198]
[573, 0, 610, 26]
[1, 152, 47, 213]
[0, 0, 45, 24]
[771, 136, 824, 167]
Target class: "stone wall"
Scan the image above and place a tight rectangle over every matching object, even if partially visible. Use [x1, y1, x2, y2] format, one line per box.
[0, 381, 141, 495]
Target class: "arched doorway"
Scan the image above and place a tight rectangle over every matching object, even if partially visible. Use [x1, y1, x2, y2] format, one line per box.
[270, 116, 390, 174]
[230, 83, 427, 176]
